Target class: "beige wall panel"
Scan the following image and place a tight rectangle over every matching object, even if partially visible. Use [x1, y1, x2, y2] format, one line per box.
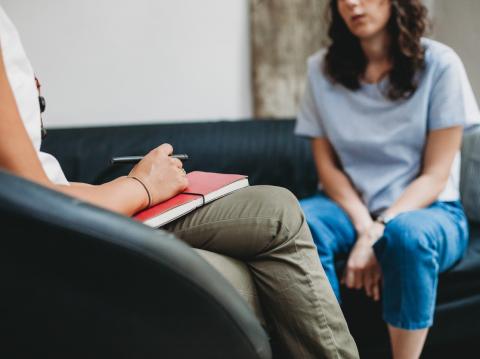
[251, 0, 327, 118]
[432, 0, 480, 103]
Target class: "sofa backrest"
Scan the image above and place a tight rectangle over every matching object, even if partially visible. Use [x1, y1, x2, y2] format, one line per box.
[42, 119, 479, 221]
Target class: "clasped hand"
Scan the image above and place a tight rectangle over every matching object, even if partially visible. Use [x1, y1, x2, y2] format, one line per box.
[342, 222, 385, 301]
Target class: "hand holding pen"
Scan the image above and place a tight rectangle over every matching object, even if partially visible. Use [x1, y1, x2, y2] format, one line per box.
[111, 154, 189, 164]
[122, 144, 189, 209]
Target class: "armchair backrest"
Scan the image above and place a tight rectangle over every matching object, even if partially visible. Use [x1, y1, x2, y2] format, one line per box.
[0, 170, 271, 359]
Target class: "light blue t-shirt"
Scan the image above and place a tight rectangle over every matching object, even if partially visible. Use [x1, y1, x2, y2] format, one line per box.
[295, 38, 480, 214]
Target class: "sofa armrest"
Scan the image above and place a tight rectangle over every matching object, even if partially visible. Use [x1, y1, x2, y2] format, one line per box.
[461, 127, 480, 222]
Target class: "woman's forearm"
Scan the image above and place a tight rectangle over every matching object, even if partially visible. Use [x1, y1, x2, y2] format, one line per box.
[384, 127, 463, 217]
[321, 167, 373, 234]
[57, 177, 148, 216]
[383, 174, 447, 217]
[312, 138, 373, 234]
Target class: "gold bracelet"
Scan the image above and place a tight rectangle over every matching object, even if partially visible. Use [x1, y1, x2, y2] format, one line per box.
[127, 176, 152, 209]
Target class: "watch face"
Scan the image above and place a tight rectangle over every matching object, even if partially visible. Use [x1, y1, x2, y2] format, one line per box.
[384, 214, 396, 224]
[377, 213, 395, 225]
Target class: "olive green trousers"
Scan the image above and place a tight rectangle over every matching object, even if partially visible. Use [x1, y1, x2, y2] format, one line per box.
[164, 186, 359, 359]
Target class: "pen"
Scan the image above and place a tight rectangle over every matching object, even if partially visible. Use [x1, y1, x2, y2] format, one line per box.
[111, 154, 189, 164]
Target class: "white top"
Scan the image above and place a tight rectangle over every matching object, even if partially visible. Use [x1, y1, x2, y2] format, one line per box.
[0, 6, 68, 185]
[295, 38, 480, 214]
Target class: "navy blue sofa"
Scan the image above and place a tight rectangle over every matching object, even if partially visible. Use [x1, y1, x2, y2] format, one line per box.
[40, 119, 480, 358]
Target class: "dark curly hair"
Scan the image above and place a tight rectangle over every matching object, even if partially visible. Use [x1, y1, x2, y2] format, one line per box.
[324, 0, 428, 100]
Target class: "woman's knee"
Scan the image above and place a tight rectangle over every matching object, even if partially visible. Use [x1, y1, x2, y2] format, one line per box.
[252, 185, 304, 229]
[241, 186, 306, 245]
[300, 193, 339, 216]
[377, 215, 436, 263]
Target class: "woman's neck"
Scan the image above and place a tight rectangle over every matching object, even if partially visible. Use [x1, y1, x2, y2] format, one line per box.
[360, 29, 390, 63]
[360, 30, 392, 83]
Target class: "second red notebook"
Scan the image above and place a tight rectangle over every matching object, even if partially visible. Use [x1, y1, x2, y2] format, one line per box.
[133, 171, 249, 228]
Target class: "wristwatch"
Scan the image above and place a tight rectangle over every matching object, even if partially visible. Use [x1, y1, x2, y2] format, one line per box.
[375, 212, 396, 225]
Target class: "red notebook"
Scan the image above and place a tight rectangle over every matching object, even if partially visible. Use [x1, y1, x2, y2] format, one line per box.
[133, 171, 249, 228]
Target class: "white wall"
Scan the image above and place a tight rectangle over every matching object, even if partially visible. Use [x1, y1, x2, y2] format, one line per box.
[3, 1, 479, 128]
[2, 0, 252, 127]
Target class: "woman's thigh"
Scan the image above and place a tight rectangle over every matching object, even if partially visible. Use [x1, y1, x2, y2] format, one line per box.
[374, 201, 469, 272]
[163, 185, 306, 260]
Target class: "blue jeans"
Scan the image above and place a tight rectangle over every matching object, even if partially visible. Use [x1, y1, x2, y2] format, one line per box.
[300, 193, 469, 330]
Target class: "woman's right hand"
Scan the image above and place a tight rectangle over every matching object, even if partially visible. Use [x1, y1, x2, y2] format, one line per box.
[128, 143, 188, 207]
[342, 222, 384, 301]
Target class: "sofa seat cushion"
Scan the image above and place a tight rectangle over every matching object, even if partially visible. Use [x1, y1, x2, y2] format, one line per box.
[436, 222, 480, 301]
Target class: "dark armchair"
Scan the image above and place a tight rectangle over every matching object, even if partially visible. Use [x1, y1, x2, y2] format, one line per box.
[0, 170, 271, 359]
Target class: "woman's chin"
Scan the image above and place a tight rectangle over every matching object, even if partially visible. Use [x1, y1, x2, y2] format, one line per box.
[350, 27, 374, 39]
[351, 26, 385, 41]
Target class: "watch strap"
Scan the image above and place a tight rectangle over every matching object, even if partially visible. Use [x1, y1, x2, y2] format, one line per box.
[376, 213, 396, 225]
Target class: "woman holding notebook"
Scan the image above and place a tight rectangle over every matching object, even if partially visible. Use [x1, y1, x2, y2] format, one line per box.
[296, 0, 480, 358]
[0, 5, 358, 358]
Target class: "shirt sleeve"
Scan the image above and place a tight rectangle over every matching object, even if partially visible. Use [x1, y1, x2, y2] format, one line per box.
[428, 50, 480, 133]
[294, 66, 327, 138]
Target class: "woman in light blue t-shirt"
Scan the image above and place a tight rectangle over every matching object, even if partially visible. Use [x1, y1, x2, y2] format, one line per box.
[295, 0, 480, 358]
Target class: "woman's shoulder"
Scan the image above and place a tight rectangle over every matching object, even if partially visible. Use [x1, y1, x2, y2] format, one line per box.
[307, 48, 327, 66]
[305, 48, 330, 84]
[306, 48, 327, 71]
[422, 38, 464, 74]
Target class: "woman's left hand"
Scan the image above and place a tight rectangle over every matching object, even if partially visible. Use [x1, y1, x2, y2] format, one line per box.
[342, 222, 385, 301]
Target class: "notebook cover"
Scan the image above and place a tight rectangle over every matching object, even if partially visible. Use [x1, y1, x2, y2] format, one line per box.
[133, 171, 247, 223]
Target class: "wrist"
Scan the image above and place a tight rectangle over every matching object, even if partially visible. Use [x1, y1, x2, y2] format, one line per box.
[354, 218, 374, 236]
[348, 203, 374, 236]
[123, 176, 152, 211]
[357, 225, 384, 247]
